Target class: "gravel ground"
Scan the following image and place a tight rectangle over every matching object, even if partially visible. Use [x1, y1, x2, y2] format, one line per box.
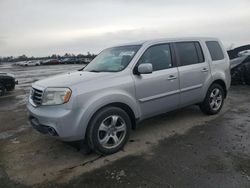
[0, 63, 250, 187]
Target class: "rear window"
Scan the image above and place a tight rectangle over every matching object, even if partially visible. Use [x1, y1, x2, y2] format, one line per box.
[175, 42, 204, 66]
[206, 41, 224, 61]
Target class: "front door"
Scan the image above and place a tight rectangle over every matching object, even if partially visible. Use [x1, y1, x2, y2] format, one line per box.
[133, 43, 180, 119]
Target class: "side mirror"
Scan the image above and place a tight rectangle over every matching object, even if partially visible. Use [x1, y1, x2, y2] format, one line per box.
[137, 63, 153, 74]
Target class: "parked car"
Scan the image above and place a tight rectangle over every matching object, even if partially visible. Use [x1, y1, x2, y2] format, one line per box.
[81, 58, 92, 64]
[238, 50, 250, 57]
[22, 60, 41, 66]
[27, 37, 231, 155]
[230, 55, 250, 85]
[60, 58, 92, 64]
[15, 61, 26, 66]
[60, 58, 77, 64]
[0, 72, 18, 96]
[40, 59, 49, 65]
[41, 59, 60, 65]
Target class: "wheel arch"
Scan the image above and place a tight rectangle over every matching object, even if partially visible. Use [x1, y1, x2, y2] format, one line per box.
[76, 88, 141, 141]
[84, 102, 137, 139]
[106, 102, 137, 130]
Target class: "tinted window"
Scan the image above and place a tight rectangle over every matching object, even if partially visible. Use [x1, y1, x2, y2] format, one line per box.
[138, 44, 172, 71]
[175, 42, 204, 66]
[206, 41, 224, 61]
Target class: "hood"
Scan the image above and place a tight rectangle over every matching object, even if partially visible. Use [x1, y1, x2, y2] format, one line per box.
[33, 71, 115, 89]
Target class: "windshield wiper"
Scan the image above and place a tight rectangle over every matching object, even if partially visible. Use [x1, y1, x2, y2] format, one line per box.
[78, 67, 84, 71]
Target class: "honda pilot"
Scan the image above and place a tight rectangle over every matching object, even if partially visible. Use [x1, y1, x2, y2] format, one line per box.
[27, 37, 231, 155]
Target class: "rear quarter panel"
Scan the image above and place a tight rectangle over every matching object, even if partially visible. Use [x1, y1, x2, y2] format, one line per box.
[201, 39, 231, 96]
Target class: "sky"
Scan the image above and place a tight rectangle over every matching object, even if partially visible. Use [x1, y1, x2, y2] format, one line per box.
[0, 0, 250, 57]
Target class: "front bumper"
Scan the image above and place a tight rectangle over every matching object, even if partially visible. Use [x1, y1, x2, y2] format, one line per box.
[29, 116, 58, 136]
[27, 101, 84, 141]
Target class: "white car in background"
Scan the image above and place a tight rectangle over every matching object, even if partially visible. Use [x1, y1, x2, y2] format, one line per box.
[22, 60, 41, 66]
[15, 61, 26, 66]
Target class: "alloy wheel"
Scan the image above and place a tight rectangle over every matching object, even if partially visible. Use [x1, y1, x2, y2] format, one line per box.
[97, 115, 127, 149]
[209, 88, 222, 111]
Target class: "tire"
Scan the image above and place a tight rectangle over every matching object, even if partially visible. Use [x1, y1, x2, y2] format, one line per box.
[0, 83, 6, 96]
[199, 84, 224, 115]
[87, 107, 131, 155]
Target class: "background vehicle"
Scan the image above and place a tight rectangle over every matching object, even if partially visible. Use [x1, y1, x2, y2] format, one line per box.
[15, 61, 26, 66]
[0, 72, 18, 96]
[230, 55, 250, 85]
[27, 37, 231, 155]
[238, 50, 250, 57]
[60, 58, 76, 64]
[41, 59, 60, 65]
[22, 60, 41, 66]
[81, 58, 91, 64]
[60, 58, 91, 64]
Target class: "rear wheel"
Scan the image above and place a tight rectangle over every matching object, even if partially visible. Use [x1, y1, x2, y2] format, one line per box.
[87, 107, 131, 155]
[200, 84, 224, 115]
[0, 83, 6, 96]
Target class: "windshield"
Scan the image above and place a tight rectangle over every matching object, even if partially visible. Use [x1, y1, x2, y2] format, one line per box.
[84, 45, 141, 72]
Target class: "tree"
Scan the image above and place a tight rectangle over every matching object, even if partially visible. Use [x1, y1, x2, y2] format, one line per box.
[51, 54, 57, 59]
[17, 54, 28, 61]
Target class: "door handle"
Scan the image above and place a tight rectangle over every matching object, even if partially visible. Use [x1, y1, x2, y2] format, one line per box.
[201, 68, 209, 72]
[168, 75, 177, 80]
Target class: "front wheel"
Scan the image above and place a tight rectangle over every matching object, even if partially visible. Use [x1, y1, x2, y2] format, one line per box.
[87, 107, 131, 155]
[200, 84, 225, 115]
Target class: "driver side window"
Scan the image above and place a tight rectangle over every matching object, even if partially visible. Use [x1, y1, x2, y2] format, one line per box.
[138, 44, 172, 71]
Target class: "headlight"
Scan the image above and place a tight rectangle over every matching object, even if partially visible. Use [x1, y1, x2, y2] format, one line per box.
[42, 88, 72, 106]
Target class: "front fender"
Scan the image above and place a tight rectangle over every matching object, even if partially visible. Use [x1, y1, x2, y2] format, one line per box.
[76, 90, 140, 138]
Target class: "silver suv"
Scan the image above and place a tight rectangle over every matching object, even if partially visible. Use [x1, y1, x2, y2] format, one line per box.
[27, 37, 231, 155]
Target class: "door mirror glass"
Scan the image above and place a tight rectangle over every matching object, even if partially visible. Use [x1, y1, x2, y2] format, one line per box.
[137, 63, 153, 74]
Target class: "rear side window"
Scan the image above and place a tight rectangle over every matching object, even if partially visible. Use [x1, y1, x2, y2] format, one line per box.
[175, 42, 204, 66]
[206, 41, 224, 61]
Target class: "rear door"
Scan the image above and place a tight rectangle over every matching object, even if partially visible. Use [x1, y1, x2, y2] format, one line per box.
[133, 43, 180, 119]
[174, 41, 211, 107]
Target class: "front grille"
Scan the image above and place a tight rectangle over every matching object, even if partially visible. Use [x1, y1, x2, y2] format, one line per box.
[31, 88, 43, 105]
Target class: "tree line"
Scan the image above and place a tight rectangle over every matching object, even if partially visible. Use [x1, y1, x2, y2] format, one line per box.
[0, 52, 97, 63]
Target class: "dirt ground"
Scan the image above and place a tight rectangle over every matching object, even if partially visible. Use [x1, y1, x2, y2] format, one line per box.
[0, 63, 250, 187]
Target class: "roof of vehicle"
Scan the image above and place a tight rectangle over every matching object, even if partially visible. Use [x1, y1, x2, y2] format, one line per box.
[113, 37, 219, 47]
